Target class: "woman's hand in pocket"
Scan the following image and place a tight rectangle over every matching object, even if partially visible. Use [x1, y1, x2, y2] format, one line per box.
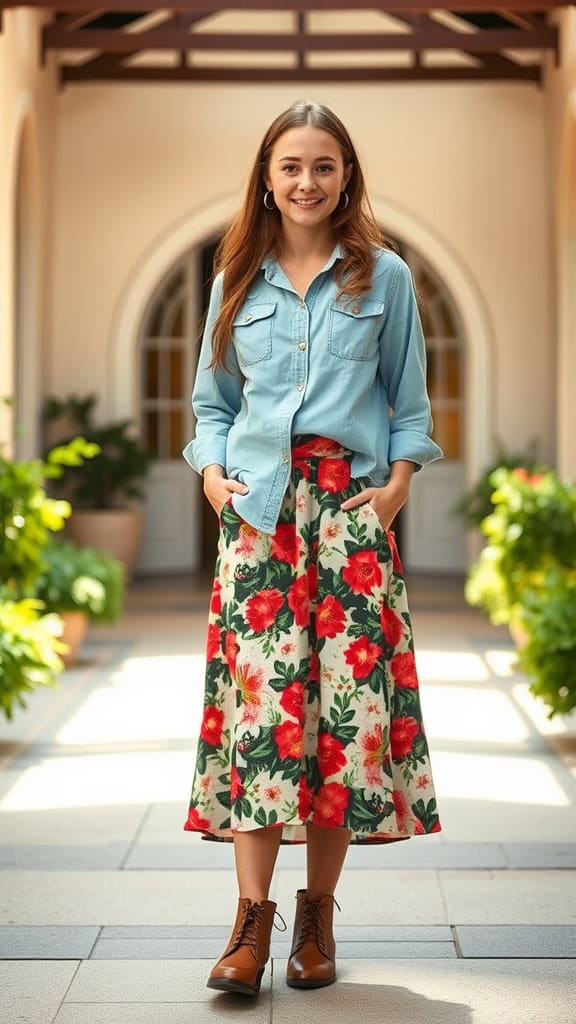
[202, 464, 249, 516]
[340, 481, 409, 530]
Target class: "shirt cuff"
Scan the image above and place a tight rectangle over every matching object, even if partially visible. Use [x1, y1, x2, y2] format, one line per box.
[182, 437, 227, 475]
[389, 430, 444, 469]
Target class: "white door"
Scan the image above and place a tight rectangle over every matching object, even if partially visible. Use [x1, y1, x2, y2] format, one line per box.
[136, 254, 199, 573]
[400, 248, 468, 573]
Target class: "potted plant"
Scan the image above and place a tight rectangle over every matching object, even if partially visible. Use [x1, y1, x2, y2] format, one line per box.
[452, 440, 545, 529]
[464, 466, 576, 633]
[0, 434, 98, 718]
[515, 570, 576, 719]
[33, 540, 125, 666]
[42, 394, 155, 577]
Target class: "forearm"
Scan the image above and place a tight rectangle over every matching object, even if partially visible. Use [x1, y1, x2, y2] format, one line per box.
[388, 459, 417, 497]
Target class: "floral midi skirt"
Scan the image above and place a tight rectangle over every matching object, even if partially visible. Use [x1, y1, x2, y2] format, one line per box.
[183, 435, 441, 844]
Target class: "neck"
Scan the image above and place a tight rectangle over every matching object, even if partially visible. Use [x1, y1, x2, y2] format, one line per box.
[277, 221, 336, 264]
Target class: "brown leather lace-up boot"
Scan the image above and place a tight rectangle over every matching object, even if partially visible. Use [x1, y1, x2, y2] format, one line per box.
[286, 889, 340, 989]
[207, 897, 280, 996]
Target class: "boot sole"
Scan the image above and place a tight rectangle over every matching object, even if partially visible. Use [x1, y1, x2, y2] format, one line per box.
[207, 968, 264, 997]
[286, 975, 336, 990]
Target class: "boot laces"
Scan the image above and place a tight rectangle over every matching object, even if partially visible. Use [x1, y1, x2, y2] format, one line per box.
[295, 895, 340, 955]
[229, 903, 287, 961]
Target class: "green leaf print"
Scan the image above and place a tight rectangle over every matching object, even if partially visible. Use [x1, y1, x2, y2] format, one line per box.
[411, 797, 440, 831]
[346, 789, 389, 832]
[254, 806, 267, 827]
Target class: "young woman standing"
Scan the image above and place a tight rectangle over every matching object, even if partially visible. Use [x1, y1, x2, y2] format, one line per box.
[183, 100, 443, 997]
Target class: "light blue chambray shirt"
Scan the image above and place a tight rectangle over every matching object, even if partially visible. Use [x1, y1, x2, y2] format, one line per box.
[183, 243, 444, 533]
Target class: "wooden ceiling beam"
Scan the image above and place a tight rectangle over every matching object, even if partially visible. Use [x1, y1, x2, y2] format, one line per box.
[43, 26, 558, 53]
[60, 62, 540, 82]
[2, 0, 573, 13]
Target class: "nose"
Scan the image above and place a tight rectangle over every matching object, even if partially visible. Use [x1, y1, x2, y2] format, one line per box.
[297, 170, 317, 191]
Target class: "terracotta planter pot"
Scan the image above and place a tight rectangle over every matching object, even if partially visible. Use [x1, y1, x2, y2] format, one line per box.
[59, 610, 89, 667]
[66, 508, 141, 579]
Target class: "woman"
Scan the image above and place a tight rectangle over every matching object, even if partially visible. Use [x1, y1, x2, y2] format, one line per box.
[182, 100, 443, 997]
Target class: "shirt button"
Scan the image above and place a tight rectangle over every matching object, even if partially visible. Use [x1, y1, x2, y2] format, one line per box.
[296, 383, 304, 391]
[352, 305, 360, 315]
[297, 341, 306, 351]
[299, 301, 306, 310]
[282, 453, 289, 464]
[244, 313, 253, 322]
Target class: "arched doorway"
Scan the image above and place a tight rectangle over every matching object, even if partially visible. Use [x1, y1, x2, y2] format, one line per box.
[400, 244, 467, 572]
[112, 196, 491, 574]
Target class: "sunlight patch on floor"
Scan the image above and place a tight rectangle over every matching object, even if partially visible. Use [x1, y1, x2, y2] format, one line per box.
[431, 750, 571, 806]
[415, 650, 490, 682]
[422, 686, 531, 744]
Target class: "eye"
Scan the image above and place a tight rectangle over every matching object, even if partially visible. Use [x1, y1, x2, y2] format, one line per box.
[281, 164, 298, 174]
[316, 164, 334, 174]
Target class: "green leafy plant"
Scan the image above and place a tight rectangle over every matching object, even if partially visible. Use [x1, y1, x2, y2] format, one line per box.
[465, 466, 576, 625]
[515, 571, 576, 718]
[0, 598, 66, 720]
[453, 441, 546, 528]
[0, 437, 100, 594]
[33, 540, 124, 624]
[43, 394, 154, 509]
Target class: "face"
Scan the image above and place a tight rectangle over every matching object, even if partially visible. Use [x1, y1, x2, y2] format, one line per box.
[264, 125, 352, 228]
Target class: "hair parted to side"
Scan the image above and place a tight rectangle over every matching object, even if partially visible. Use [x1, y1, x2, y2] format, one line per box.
[208, 99, 397, 371]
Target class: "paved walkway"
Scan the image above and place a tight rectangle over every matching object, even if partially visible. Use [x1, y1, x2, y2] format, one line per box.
[1, 572, 575, 1023]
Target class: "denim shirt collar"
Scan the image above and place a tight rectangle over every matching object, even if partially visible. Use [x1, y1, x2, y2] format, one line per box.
[260, 241, 345, 282]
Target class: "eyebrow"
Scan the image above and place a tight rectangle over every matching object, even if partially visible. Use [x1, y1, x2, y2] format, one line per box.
[278, 155, 337, 162]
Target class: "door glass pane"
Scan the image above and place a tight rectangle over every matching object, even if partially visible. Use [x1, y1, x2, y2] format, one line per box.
[169, 301, 185, 338]
[143, 349, 159, 399]
[169, 408, 183, 459]
[169, 349, 184, 399]
[445, 348, 461, 398]
[444, 408, 461, 460]
[144, 411, 159, 456]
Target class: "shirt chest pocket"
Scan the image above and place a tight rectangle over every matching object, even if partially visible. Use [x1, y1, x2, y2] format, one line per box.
[328, 298, 385, 361]
[232, 302, 277, 367]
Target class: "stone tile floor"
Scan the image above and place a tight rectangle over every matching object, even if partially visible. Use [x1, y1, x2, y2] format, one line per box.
[1, 571, 575, 1023]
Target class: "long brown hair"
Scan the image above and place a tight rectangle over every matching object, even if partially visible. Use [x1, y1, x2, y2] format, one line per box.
[209, 100, 397, 371]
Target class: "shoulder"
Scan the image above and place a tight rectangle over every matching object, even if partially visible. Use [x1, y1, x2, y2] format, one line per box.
[369, 248, 414, 298]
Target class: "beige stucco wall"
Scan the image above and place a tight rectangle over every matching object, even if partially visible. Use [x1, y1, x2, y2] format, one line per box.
[545, 9, 576, 478]
[50, 76, 554, 469]
[0, 8, 57, 455]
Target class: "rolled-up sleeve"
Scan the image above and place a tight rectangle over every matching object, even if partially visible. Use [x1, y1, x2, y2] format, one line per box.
[182, 271, 243, 474]
[378, 259, 444, 470]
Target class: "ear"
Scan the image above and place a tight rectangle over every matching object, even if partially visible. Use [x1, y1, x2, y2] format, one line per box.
[343, 162, 353, 189]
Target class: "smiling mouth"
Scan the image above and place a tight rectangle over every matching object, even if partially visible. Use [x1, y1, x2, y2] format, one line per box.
[290, 198, 323, 207]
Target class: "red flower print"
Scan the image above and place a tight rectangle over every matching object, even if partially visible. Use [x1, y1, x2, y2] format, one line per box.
[361, 723, 385, 786]
[230, 766, 244, 802]
[312, 782, 350, 828]
[390, 715, 419, 758]
[206, 623, 220, 662]
[318, 458, 351, 493]
[344, 635, 383, 679]
[307, 563, 318, 602]
[273, 720, 304, 760]
[318, 732, 347, 778]
[292, 437, 341, 460]
[309, 650, 320, 681]
[387, 531, 404, 575]
[392, 788, 410, 830]
[316, 595, 346, 639]
[271, 523, 301, 566]
[264, 785, 281, 802]
[245, 588, 283, 631]
[380, 603, 405, 648]
[200, 705, 224, 747]
[225, 631, 240, 675]
[184, 806, 211, 831]
[390, 652, 419, 689]
[287, 575, 310, 627]
[279, 681, 306, 724]
[297, 775, 314, 819]
[236, 661, 264, 709]
[342, 550, 382, 595]
[430, 821, 442, 833]
[416, 773, 431, 789]
[210, 579, 222, 614]
[292, 457, 311, 479]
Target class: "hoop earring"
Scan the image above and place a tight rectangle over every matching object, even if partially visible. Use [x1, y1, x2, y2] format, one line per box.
[263, 190, 276, 210]
[339, 190, 349, 210]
